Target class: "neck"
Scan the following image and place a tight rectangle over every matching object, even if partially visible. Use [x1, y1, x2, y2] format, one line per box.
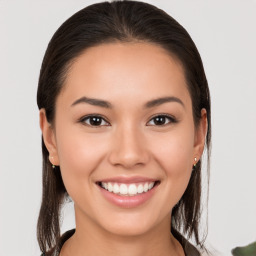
[61, 208, 184, 256]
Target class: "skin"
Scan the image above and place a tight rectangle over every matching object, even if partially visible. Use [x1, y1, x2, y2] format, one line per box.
[40, 42, 207, 256]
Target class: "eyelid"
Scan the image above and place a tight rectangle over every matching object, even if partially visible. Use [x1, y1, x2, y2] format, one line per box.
[146, 113, 178, 126]
[79, 114, 110, 127]
[78, 113, 177, 127]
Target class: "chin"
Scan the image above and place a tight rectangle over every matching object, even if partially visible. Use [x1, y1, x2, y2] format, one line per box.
[96, 210, 166, 237]
[103, 222, 153, 237]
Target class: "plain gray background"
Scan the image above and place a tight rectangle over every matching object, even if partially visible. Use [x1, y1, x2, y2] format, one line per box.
[0, 0, 256, 255]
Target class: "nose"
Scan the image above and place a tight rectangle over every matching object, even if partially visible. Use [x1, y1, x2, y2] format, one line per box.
[108, 124, 150, 169]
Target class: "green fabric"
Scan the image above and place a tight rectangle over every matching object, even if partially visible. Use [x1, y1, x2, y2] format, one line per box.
[232, 241, 256, 256]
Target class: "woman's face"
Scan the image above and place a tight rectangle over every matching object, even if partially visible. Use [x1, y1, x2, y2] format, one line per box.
[41, 42, 206, 237]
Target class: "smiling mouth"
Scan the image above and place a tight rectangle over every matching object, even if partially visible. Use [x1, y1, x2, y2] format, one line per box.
[96, 181, 160, 196]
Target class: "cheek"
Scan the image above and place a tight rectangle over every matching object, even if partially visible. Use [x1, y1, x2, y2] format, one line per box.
[152, 126, 194, 168]
[149, 127, 195, 202]
[55, 126, 108, 195]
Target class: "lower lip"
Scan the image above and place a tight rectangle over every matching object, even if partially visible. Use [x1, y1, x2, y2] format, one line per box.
[98, 184, 158, 208]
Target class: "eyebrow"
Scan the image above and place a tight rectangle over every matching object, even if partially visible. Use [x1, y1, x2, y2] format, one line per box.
[71, 96, 112, 108]
[71, 96, 184, 109]
[144, 96, 184, 108]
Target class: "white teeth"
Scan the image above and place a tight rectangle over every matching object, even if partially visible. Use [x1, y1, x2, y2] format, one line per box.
[113, 183, 119, 194]
[100, 181, 156, 196]
[120, 184, 128, 195]
[148, 182, 154, 190]
[108, 182, 113, 192]
[128, 184, 137, 195]
[102, 182, 108, 190]
[137, 184, 144, 194]
[143, 183, 149, 192]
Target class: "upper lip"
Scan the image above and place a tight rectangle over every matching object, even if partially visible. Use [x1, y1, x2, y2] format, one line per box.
[97, 176, 159, 184]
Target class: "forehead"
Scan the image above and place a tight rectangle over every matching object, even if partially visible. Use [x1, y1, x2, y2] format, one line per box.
[59, 42, 191, 108]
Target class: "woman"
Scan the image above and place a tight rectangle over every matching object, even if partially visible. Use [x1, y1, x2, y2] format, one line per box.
[37, 1, 211, 255]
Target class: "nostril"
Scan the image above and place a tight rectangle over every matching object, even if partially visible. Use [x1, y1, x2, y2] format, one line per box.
[108, 135, 150, 168]
[108, 153, 150, 169]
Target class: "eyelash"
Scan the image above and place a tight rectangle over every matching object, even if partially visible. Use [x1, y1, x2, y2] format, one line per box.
[79, 114, 177, 127]
[147, 114, 177, 126]
[79, 114, 110, 127]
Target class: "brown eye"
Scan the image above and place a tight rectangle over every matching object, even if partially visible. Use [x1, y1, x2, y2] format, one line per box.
[147, 115, 176, 126]
[81, 115, 109, 127]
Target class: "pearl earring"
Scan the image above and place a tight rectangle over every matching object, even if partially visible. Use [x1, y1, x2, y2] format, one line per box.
[50, 156, 55, 169]
[194, 157, 197, 167]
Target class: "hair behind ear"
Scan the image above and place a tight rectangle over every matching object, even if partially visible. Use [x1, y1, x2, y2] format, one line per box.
[37, 139, 66, 253]
[172, 160, 203, 246]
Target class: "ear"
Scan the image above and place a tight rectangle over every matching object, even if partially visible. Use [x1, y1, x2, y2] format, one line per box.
[39, 109, 60, 166]
[193, 108, 208, 163]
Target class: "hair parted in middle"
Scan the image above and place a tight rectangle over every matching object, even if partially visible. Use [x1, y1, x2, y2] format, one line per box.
[37, 0, 211, 253]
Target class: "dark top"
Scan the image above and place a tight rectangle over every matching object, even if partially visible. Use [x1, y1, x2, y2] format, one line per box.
[41, 229, 200, 256]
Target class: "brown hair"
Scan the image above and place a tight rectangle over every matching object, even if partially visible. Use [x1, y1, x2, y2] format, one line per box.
[37, 0, 211, 253]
